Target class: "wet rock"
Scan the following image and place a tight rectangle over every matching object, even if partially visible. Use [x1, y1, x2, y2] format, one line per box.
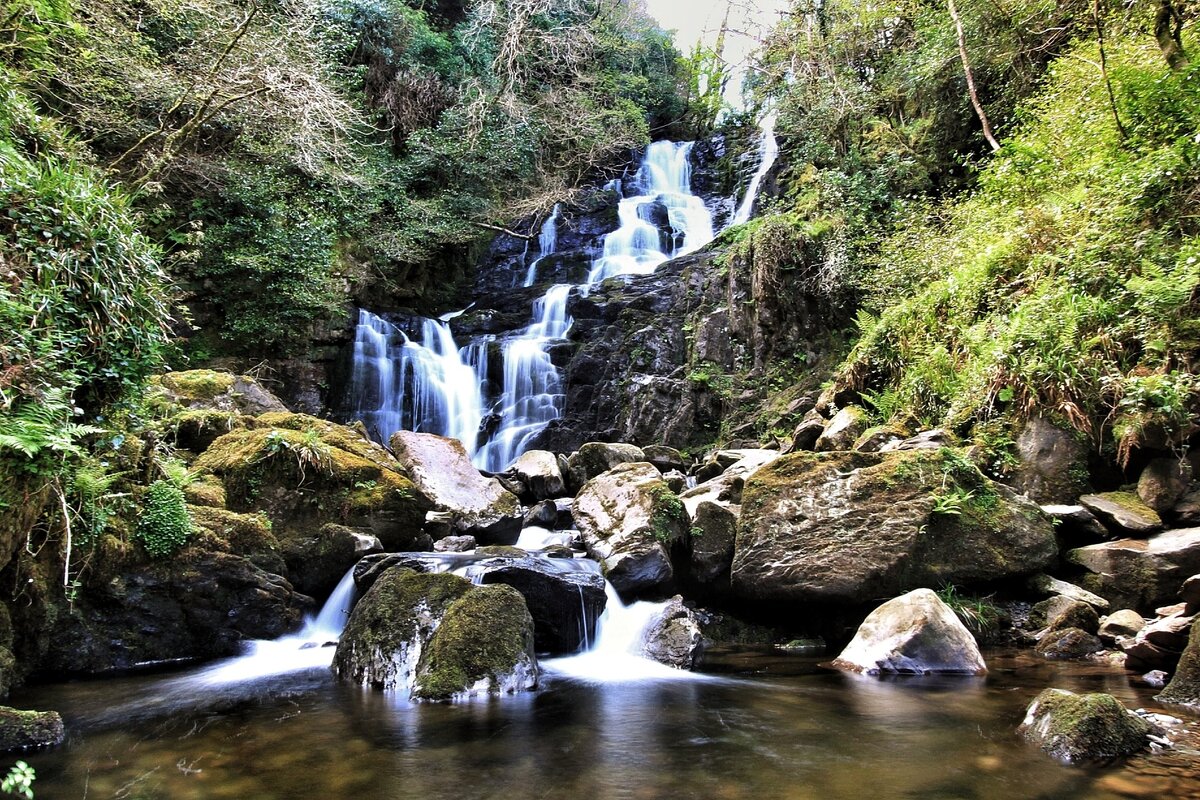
[642, 596, 703, 670]
[1099, 610, 1146, 643]
[523, 501, 559, 529]
[1009, 417, 1090, 504]
[391, 431, 523, 545]
[0, 707, 64, 752]
[1143, 670, 1169, 688]
[1035, 628, 1103, 659]
[475, 557, 607, 654]
[573, 462, 687, 596]
[1026, 574, 1110, 611]
[1067, 528, 1200, 611]
[1080, 492, 1163, 536]
[1155, 617, 1200, 705]
[281, 523, 382, 599]
[565, 442, 646, 492]
[509, 450, 566, 501]
[1033, 596, 1101, 634]
[681, 450, 778, 511]
[687, 500, 738, 587]
[352, 553, 432, 594]
[433, 535, 477, 553]
[814, 405, 870, 452]
[732, 450, 1057, 606]
[691, 448, 777, 484]
[1019, 689, 1151, 763]
[831, 588, 987, 675]
[1138, 458, 1192, 513]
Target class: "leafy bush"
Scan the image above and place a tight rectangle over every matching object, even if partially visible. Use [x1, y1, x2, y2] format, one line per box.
[134, 479, 192, 558]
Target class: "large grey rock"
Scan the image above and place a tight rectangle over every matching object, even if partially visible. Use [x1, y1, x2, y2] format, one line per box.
[831, 589, 987, 675]
[887, 428, 955, 451]
[642, 445, 687, 473]
[509, 450, 566, 500]
[1067, 528, 1200, 611]
[1026, 574, 1110, 611]
[1138, 457, 1192, 512]
[1010, 416, 1089, 504]
[731, 451, 1058, 606]
[565, 442, 646, 492]
[814, 405, 870, 452]
[433, 535, 477, 553]
[687, 500, 738, 586]
[391, 431, 523, 544]
[1019, 689, 1151, 763]
[641, 596, 703, 669]
[1080, 492, 1162, 536]
[573, 462, 687, 595]
[475, 557, 607, 654]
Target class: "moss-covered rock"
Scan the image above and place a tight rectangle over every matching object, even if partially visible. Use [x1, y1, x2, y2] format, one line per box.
[413, 584, 538, 701]
[0, 707, 64, 752]
[187, 505, 283, 573]
[183, 474, 228, 508]
[1080, 492, 1162, 536]
[1010, 416, 1090, 504]
[280, 523, 381, 598]
[1035, 628, 1104, 659]
[814, 405, 870, 452]
[731, 449, 1058, 606]
[565, 442, 647, 492]
[1156, 618, 1200, 706]
[1032, 596, 1101, 635]
[1068, 528, 1200, 611]
[1019, 689, 1151, 763]
[150, 370, 287, 415]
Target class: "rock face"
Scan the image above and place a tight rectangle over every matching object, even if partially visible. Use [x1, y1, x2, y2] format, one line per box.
[281, 523, 381, 599]
[390, 431, 523, 544]
[0, 707, 64, 752]
[641, 596, 703, 670]
[573, 462, 688, 596]
[1019, 689, 1151, 763]
[1010, 416, 1089, 504]
[1157, 618, 1200, 705]
[332, 569, 537, 700]
[476, 558, 607, 653]
[1067, 528, 1200, 611]
[732, 450, 1058, 606]
[831, 589, 987, 675]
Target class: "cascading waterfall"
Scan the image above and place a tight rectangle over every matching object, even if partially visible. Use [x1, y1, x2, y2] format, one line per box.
[347, 140, 713, 471]
[729, 113, 779, 227]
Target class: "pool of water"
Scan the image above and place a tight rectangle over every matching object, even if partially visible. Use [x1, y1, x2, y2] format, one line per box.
[12, 647, 1200, 800]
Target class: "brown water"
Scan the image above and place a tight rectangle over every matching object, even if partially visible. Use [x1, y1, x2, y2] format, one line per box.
[12, 648, 1200, 800]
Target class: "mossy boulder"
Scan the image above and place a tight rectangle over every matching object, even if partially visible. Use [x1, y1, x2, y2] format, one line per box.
[1156, 617, 1200, 705]
[0, 707, 64, 752]
[390, 432, 522, 544]
[1067, 528, 1200, 611]
[565, 442, 646, 492]
[731, 450, 1058, 606]
[1035, 628, 1104, 659]
[280, 523, 382, 599]
[151, 370, 287, 415]
[188, 505, 285, 574]
[1080, 492, 1162, 536]
[814, 405, 870, 452]
[832, 588, 987, 675]
[1019, 689, 1151, 763]
[573, 462, 688, 596]
[1032, 596, 1100, 635]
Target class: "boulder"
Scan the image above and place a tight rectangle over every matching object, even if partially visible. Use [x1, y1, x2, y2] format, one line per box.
[814, 405, 870, 452]
[280, 523, 382, 599]
[1019, 689, 1151, 763]
[1026, 574, 1110, 611]
[852, 426, 905, 453]
[0, 707, 64, 752]
[786, 411, 827, 453]
[151, 370, 287, 417]
[523, 501, 559, 529]
[687, 500, 738, 587]
[391, 431, 523, 545]
[573, 462, 687, 596]
[732, 450, 1058, 606]
[1009, 416, 1089, 504]
[433, 535, 477, 553]
[1138, 457, 1192, 512]
[831, 588, 987, 675]
[352, 553, 432, 594]
[642, 445, 687, 474]
[641, 596, 703, 669]
[885, 429, 955, 452]
[1039, 505, 1111, 543]
[1174, 484, 1200, 526]
[1067, 528, 1200, 611]
[1098, 610, 1146, 643]
[509, 450, 566, 500]
[475, 557, 607, 653]
[1079, 492, 1162, 536]
[1157, 618, 1200, 705]
[565, 442, 646, 492]
[1032, 596, 1100, 634]
[1035, 628, 1103, 659]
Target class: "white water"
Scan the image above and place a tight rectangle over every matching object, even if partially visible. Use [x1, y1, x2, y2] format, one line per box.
[730, 113, 778, 226]
[523, 203, 561, 287]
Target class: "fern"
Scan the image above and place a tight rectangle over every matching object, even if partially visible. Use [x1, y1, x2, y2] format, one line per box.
[0, 388, 102, 467]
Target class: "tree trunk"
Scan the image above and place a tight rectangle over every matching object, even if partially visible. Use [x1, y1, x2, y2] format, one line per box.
[948, 0, 1001, 152]
[1155, 0, 1190, 71]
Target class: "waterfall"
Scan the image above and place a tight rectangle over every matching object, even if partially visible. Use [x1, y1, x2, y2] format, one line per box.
[730, 113, 778, 226]
[584, 141, 714, 291]
[523, 203, 561, 287]
[301, 569, 358, 640]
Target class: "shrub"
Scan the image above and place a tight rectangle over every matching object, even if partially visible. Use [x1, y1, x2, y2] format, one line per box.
[134, 479, 192, 557]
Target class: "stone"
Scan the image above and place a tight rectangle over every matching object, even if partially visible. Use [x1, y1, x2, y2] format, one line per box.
[523, 500, 560, 529]
[732, 450, 1058, 606]
[1080, 492, 1162, 536]
[1143, 670, 1169, 688]
[1009, 417, 1090, 504]
[1039, 504, 1111, 542]
[1183, 574, 1200, 614]
[1121, 636, 1180, 672]
[1026, 574, 1110, 611]
[352, 553, 432, 594]
[573, 462, 687, 596]
[886, 428, 956, 451]
[1067, 528, 1200, 611]
[475, 557, 607, 654]
[1032, 597, 1100, 634]
[642, 445, 687, 474]
[433, 535, 477, 553]
[509, 450, 566, 500]
[1143, 610, 1195, 650]
[1138, 457, 1192, 512]
[831, 589, 987, 675]
[852, 426, 905, 453]
[661, 469, 687, 493]
[1019, 689, 1151, 763]
[151, 370, 287, 417]
[786, 411, 827, 453]
[1099, 610, 1146, 643]
[681, 450, 778, 512]
[814, 405, 870, 452]
[280, 523, 382, 599]
[1035, 628, 1103, 659]
[1174, 484, 1200, 526]
[565, 442, 646, 492]
[641, 596, 703, 669]
[391, 431, 523, 544]
[687, 500, 738, 587]
[0, 707, 64, 752]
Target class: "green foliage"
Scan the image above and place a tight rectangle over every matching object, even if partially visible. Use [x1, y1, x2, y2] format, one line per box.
[1, 760, 34, 800]
[134, 479, 192, 557]
[648, 484, 685, 544]
[936, 584, 1001, 637]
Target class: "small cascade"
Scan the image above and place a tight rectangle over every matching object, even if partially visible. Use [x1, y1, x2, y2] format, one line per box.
[729, 113, 779, 226]
[523, 203, 561, 287]
[301, 568, 358, 641]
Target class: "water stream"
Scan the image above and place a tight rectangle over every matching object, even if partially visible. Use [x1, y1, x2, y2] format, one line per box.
[730, 113, 779, 227]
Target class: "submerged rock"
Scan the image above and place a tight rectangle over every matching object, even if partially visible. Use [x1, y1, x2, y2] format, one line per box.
[641, 596, 703, 670]
[0, 707, 64, 752]
[832, 589, 987, 675]
[732, 450, 1057, 606]
[1019, 689, 1151, 763]
[391, 431, 523, 544]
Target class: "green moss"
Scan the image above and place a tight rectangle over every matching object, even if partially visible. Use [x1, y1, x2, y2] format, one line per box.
[188, 505, 280, 559]
[134, 480, 193, 558]
[475, 545, 526, 557]
[1022, 689, 1150, 763]
[414, 584, 534, 701]
[345, 571, 473, 661]
[183, 474, 227, 508]
[157, 370, 237, 401]
[0, 706, 64, 752]
[648, 484, 686, 544]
